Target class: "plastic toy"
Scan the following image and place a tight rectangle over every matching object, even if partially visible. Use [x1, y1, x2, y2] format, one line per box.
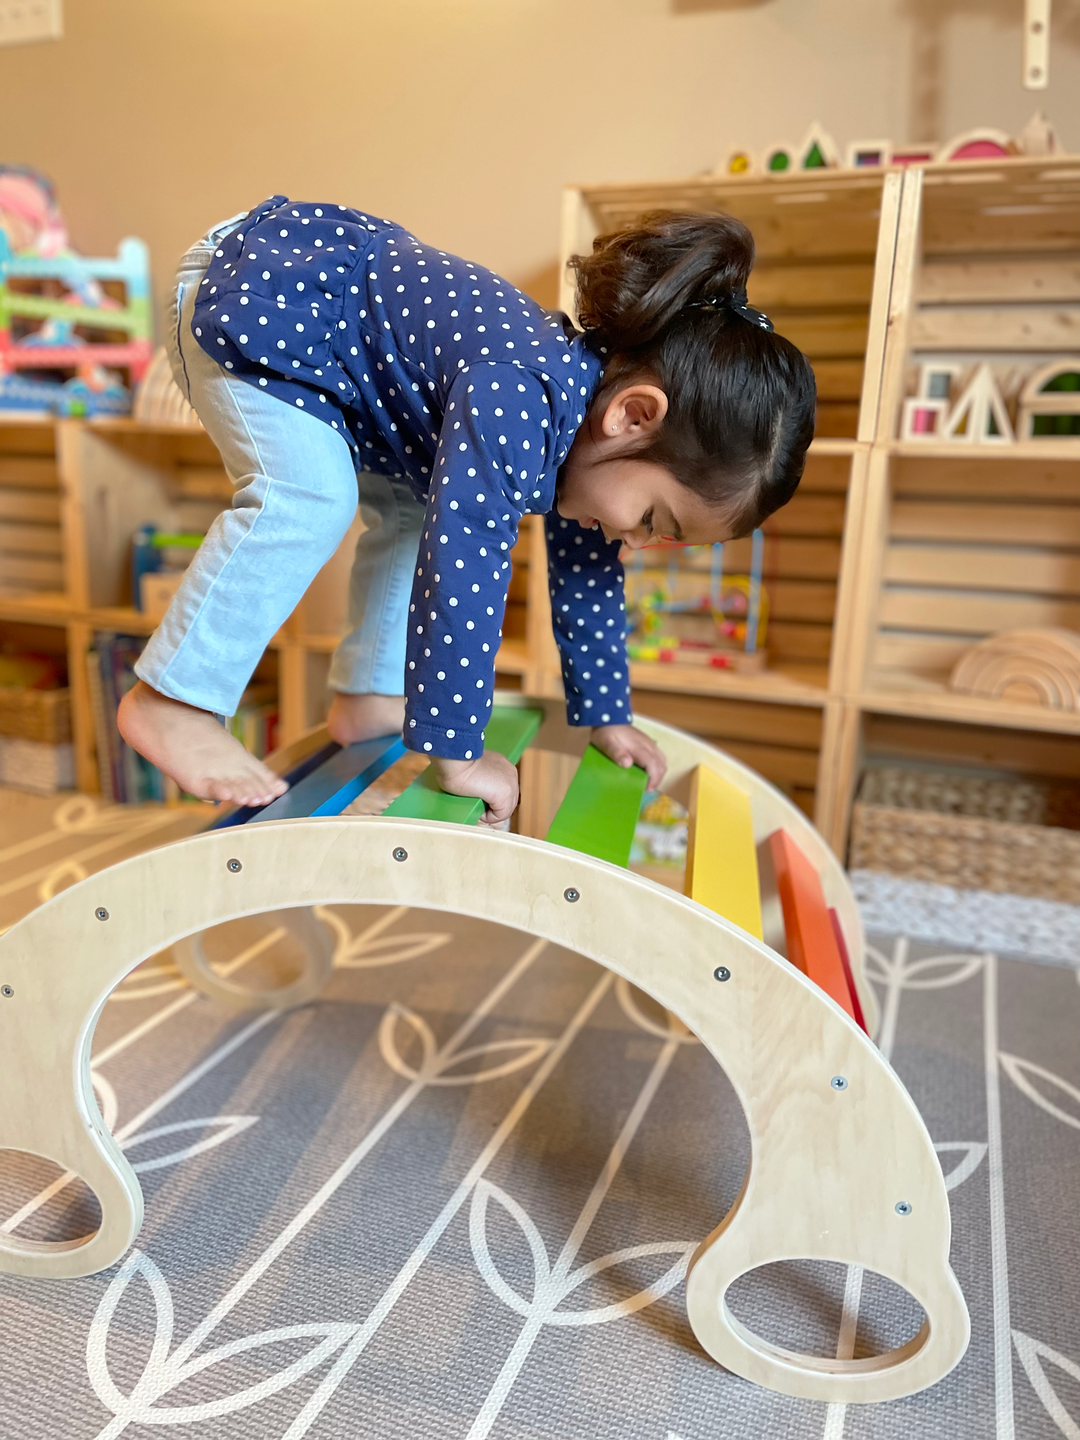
[0, 697, 970, 1403]
[0, 168, 152, 410]
[625, 533, 768, 672]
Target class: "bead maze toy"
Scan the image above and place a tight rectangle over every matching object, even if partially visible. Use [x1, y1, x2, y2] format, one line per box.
[0, 697, 969, 1402]
[625, 533, 768, 672]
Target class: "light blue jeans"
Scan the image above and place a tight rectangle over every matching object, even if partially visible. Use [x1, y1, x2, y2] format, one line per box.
[136, 217, 426, 717]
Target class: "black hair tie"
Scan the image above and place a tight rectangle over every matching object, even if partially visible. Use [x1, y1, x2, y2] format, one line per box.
[687, 289, 774, 331]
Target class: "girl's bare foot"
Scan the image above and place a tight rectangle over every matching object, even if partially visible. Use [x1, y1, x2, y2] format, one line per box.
[327, 692, 405, 747]
[117, 682, 289, 807]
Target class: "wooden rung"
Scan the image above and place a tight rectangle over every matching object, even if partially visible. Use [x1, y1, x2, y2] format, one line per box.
[544, 744, 647, 866]
[384, 706, 543, 824]
[252, 734, 407, 822]
[768, 829, 858, 1023]
[829, 907, 868, 1035]
[684, 766, 763, 940]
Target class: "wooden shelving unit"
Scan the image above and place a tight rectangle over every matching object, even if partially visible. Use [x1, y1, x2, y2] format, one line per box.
[820, 157, 1080, 852]
[558, 168, 904, 820]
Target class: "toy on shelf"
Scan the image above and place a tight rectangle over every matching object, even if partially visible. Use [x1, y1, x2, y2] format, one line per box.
[0, 695, 973, 1404]
[902, 362, 1014, 444]
[847, 139, 894, 169]
[937, 128, 1016, 163]
[0, 167, 151, 416]
[796, 123, 840, 170]
[950, 627, 1080, 711]
[625, 530, 769, 674]
[940, 363, 1014, 443]
[1017, 358, 1080, 438]
[901, 362, 962, 439]
[715, 113, 1060, 179]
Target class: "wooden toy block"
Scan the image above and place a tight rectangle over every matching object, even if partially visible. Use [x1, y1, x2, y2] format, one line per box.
[0, 695, 966, 1405]
[684, 765, 763, 939]
[1017, 357, 1080, 438]
[768, 828, 859, 1022]
[941, 363, 1014, 443]
[950, 627, 1080, 710]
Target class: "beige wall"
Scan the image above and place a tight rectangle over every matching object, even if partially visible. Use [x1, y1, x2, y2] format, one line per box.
[0, 0, 1076, 320]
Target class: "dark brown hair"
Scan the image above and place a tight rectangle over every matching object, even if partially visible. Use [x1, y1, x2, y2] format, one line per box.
[570, 210, 816, 535]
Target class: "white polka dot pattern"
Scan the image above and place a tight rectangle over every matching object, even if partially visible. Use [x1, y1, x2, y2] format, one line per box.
[190, 196, 630, 757]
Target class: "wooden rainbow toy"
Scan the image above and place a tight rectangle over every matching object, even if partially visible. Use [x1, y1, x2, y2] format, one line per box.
[0, 695, 969, 1403]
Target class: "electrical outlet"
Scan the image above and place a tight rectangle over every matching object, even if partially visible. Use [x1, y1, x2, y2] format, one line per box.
[0, 0, 62, 47]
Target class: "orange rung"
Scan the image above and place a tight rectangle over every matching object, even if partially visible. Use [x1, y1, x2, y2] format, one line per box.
[768, 830, 858, 1023]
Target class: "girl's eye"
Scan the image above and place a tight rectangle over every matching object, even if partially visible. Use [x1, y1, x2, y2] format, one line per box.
[641, 510, 654, 535]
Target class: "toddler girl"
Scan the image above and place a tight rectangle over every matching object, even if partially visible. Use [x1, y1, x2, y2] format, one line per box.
[119, 201, 815, 822]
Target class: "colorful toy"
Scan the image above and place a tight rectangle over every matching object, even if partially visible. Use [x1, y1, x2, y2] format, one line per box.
[1017, 359, 1080, 437]
[625, 533, 769, 672]
[937, 128, 1017, 164]
[0, 169, 151, 412]
[0, 696, 973, 1404]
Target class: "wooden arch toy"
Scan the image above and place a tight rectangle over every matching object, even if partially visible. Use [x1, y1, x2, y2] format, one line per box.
[0, 696, 969, 1404]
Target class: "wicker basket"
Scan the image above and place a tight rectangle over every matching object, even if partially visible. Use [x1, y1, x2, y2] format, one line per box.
[0, 687, 72, 745]
[850, 767, 1080, 903]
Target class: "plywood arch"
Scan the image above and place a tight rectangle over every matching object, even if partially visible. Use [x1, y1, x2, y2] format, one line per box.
[0, 815, 964, 1401]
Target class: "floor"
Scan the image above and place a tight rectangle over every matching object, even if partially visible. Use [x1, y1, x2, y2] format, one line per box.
[0, 790, 1078, 1440]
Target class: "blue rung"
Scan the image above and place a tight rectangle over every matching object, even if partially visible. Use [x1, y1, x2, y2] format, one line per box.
[210, 741, 342, 829]
[251, 734, 407, 821]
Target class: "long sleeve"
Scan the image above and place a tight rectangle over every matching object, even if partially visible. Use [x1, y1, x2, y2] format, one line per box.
[545, 514, 632, 727]
[404, 363, 565, 758]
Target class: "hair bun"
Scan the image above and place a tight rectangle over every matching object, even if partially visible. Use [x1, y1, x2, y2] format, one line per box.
[570, 211, 755, 351]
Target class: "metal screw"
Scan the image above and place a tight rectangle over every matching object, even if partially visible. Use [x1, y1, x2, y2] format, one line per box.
[831, 1075, 848, 1091]
[713, 966, 731, 983]
[227, 858, 243, 873]
[1, 985, 13, 998]
[95, 907, 109, 922]
[895, 1200, 912, 1216]
[393, 847, 408, 862]
[563, 887, 580, 903]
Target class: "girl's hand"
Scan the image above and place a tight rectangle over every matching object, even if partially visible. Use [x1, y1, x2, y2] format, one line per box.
[590, 724, 667, 789]
[430, 751, 519, 826]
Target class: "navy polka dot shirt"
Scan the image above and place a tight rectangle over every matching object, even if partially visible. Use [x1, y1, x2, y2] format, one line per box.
[191, 197, 632, 760]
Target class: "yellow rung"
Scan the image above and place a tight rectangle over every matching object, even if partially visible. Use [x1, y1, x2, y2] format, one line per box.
[684, 766, 763, 940]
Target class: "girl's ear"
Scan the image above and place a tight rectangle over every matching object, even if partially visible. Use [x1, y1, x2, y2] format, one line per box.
[604, 384, 668, 438]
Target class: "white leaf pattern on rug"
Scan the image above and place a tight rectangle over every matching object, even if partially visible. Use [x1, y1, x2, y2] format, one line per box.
[86, 1249, 356, 1434]
[1000, 1053, 1080, 1131]
[934, 1141, 988, 1192]
[378, 1001, 552, 1085]
[1013, 1330, 1080, 1439]
[121, 1116, 259, 1174]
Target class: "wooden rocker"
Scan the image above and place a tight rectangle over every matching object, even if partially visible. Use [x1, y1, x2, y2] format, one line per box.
[0, 695, 969, 1404]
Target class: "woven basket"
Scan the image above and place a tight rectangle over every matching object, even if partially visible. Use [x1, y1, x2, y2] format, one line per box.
[851, 767, 1080, 903]
[0, 687, 72, 744]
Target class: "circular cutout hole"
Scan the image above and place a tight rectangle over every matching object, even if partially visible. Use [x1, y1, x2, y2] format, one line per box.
[725, 1259, 927, 1363]
[0, 1148, 102, 1246]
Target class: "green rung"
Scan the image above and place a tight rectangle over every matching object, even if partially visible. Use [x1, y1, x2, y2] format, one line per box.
[383, 706, 543, 824]
[544, 745, 648, 868]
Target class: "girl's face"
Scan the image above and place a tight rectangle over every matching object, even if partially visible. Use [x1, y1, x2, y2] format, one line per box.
[556, 383, 732, 548]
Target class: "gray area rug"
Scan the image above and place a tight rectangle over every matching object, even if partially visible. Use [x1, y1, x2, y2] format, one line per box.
[0, 793, 1079, 1439]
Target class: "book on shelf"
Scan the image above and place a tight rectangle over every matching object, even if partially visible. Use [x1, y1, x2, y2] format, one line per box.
[86, 633, 279, 804]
